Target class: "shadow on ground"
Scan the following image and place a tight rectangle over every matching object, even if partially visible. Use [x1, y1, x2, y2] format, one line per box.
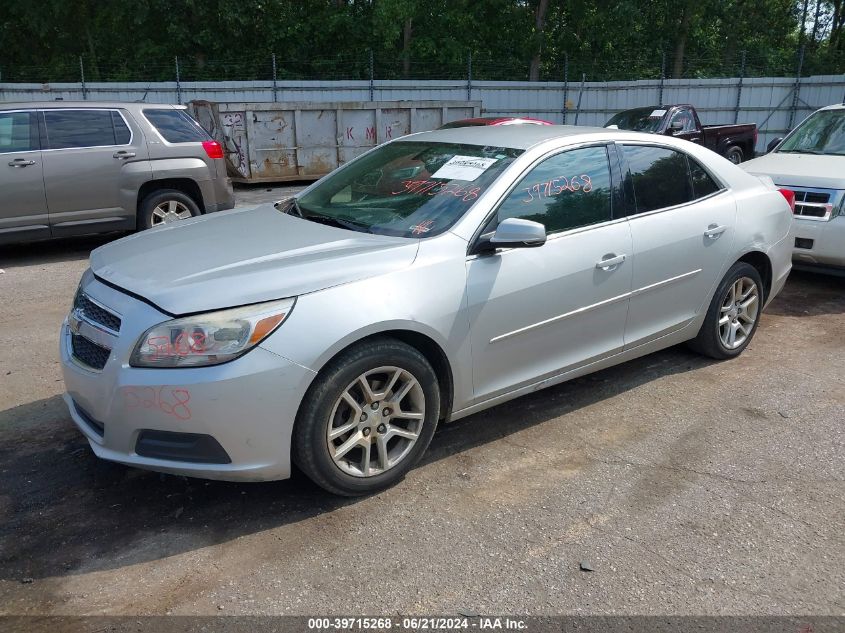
[0, 346, 711, 582]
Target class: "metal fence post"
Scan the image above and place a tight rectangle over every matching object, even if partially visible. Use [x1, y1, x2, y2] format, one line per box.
[368, 50, 374, 101]
[658, 52, 666, 106]
[175, 56, 182, 104]
[574, 73, 586, 125]
[466, 52, 472, 101]
[271, 53, 278, 102]
[562, 52, 569, 124]
[79, 56, 87, 100]
[734, 50, 746, 124]
[788, 45, 805, 131]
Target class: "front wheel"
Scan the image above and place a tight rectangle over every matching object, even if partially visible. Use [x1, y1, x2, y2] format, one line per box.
[688, 262, 763, 359]
[293, 338, 440, 496]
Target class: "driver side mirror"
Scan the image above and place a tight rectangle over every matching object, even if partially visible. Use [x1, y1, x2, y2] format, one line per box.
[766, 137, 783, 153]
[668, 120, 685, 134]
[474, 218, 547, 254]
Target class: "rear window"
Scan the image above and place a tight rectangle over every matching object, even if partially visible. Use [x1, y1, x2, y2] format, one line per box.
[44, 110, 129, 149]
[143, 109, 210, 143]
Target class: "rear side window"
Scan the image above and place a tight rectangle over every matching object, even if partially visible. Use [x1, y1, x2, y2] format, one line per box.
[623, 145, 692, 213]
[44, 110, 129, 149]
[143, 109, 210, 143]
[688, 157, 721, 199]
[0, 111, 37, 152]
[495, 145, 613, 234]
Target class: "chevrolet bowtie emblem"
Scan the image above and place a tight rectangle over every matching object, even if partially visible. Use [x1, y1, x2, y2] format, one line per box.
[68, 310, 83, 335]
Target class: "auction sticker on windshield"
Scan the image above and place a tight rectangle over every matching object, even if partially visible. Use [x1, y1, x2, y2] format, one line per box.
[432, 155, 498, 181]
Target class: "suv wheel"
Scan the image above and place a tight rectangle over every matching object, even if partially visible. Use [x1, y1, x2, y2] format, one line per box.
[139, 189, 200, 230]
[293, 338, 440, 496]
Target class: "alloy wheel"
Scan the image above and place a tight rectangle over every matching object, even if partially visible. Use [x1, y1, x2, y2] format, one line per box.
[327, 366, 425, 477]
[718, 276, 759, 350]
[151, 200, 193, 225]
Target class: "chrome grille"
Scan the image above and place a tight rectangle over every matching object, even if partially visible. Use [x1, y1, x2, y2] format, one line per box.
[73, 291, 122, 333]
[788, 188, 835, 220]
[71, 333, 111, 370]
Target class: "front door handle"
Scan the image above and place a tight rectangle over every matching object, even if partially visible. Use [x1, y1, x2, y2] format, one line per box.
[596, 253, 626, 271]
[704, 224, 727, 239]
[8, 158, 36, 167]
[113, 151, 136, 159]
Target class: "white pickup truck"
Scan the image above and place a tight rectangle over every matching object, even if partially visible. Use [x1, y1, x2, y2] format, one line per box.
[741, 103, 845, 274]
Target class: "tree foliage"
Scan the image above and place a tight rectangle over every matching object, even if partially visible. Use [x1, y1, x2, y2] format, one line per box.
[0, 0, 841, 82]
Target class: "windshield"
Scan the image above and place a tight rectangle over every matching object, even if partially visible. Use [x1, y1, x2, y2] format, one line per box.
[777, 109, 845, 156]
[605, 107, 666, 133]
[293, 141, 523, 238]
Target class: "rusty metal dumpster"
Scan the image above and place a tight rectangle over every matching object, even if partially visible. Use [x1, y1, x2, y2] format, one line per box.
[188, 100, 482, 183]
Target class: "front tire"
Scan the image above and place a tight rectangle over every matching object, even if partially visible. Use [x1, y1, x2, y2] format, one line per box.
[293, 338, 440, 496]
[688, 262, 763, 359]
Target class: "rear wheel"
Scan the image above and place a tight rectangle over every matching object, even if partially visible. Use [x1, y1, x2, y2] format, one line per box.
[293, 338, 440, 496]
[139, 189, 200, 230]
[725, 145, 744, 164]
[688, 262, 763, 359]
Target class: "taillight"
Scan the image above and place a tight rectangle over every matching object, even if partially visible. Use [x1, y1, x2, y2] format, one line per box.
[753, 127, 758, 146]
[202, 140, 224, 160]
[778, 188, 796, 212]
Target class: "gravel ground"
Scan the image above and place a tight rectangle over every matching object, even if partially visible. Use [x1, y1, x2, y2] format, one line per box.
[0, 227, 842, 617]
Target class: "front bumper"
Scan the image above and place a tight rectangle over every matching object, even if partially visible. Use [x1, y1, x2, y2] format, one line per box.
[791, 215, 845, 268]
[60, 274, 315, 482]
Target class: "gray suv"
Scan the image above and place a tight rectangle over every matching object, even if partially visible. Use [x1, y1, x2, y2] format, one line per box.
[0, 101, 234, 245]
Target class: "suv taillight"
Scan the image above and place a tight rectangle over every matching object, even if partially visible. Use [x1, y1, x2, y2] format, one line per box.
[778, 188, 796, 212]
[202, 140, 224, 160]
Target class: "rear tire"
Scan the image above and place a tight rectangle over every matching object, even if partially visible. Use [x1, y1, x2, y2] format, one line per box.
[688, 262, 763, 359]
[293, 338, 440, 496]
[138, 189, 200, 230]
[725, 145, 744, 164]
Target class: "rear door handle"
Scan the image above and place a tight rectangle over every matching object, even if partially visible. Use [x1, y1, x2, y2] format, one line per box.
[8, 159, 36, 167]
[596, 253, 626, 270]
[113, 151, 136, 159]
[704, 224, 727, 239]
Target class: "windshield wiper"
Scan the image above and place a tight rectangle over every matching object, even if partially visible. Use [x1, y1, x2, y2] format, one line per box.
[778, 149, 825, 155]
[300, 211, 373, 233]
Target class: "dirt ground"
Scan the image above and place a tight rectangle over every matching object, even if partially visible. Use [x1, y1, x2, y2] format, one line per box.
[0, 224, 843, 616]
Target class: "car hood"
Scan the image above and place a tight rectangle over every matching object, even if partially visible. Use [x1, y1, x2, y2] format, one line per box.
[90, 205, 420, 315]
[741, 152, 845, 190]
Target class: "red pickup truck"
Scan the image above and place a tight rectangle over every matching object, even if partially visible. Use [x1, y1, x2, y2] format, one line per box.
[605, 104, 757, 164]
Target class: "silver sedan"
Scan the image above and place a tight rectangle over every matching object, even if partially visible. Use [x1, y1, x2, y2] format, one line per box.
[60, 125, 793, 495]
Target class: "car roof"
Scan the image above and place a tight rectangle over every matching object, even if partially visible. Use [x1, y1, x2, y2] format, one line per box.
[0, 101, 184, 111]
[402, 124, 652, 150]
[818, 103, 845, 111]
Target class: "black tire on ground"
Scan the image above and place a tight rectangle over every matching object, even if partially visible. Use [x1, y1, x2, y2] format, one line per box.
[292, 337, 441, 496]
[138, 189, 200, 230]
[688, 261, 764, 360]
[725, 145, 744, 164]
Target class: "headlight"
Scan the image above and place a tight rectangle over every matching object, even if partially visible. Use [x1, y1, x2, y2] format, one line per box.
[130, 298, 295, 368]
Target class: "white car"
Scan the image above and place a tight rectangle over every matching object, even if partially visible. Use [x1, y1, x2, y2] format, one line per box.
[742, 104, 845, 273]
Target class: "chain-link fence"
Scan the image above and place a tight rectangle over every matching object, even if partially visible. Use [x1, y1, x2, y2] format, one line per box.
[2, 47, 844, 85]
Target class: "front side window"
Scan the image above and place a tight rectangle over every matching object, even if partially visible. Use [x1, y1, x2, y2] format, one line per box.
[668, 108, 695, 133]
[294, 141, 522, 238]
[777, 109, 845, 156]
[623, 145, 693, 213]
[0, 112, 36, 153]
[44, 110, 126, 149]
[143, 109, 210, 143]
[493, 146, 613, 234]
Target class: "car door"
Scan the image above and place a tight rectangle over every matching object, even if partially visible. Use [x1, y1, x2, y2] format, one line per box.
[40, 108, 147, 235]
[667, 106, 702, 143]
[620, 144, 736, 348]
[465, 144, 633, 402]
[0, 110, 50, 243]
